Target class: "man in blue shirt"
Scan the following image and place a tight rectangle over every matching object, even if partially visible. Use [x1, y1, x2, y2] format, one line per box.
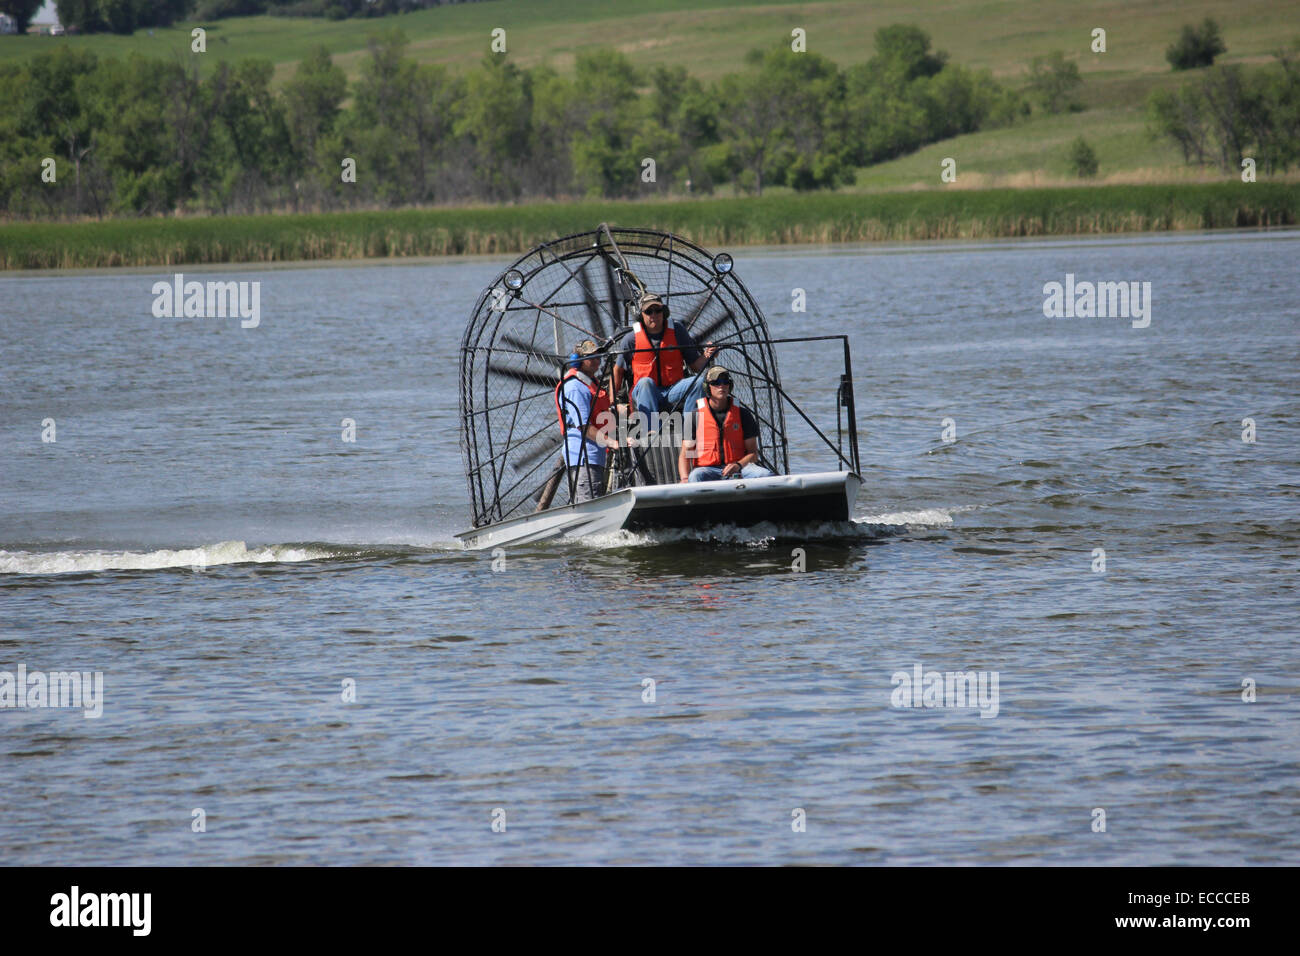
[555, 339, 618, 503]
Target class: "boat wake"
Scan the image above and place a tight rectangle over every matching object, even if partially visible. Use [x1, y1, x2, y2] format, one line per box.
[0, 540, 363, 576]
[858, 507, 960, 528]
[1, 509, 965, 572]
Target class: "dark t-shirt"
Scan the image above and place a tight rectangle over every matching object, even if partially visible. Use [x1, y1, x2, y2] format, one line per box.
[615, 321, 703, 373]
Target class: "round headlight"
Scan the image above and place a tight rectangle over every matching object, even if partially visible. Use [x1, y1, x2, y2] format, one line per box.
[712, 253, 733, 275]
[503, 269, 525, 291]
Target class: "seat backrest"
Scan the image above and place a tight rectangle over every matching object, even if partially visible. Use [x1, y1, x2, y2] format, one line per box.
[632, 415, 683, 487]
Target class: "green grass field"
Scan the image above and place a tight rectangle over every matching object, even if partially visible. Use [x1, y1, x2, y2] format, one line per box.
[3, 183, 1295, 270]
[2, 0, 1293, 83]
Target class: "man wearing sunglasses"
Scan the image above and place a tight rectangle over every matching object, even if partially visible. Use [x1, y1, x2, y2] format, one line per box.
[678, 365, 775, 483]
[611, 292, 718, 433]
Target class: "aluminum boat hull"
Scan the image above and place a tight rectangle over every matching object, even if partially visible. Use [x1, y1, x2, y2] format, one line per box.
[456, 471, 861, 551]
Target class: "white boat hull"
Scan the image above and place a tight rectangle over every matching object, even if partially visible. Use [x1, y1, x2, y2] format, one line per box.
[456, 471, 861, 551]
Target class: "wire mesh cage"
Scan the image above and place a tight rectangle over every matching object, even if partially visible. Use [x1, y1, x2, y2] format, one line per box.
[459, 226, 789, 529]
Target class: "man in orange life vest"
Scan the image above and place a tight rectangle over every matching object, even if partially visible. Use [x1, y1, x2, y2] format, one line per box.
[555, 339, 619, 503]
[678, 365, 775, 483]
[611, 292, 718, 433]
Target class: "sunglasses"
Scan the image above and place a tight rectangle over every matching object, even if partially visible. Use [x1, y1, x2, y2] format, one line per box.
[709, 377, 733, 387]
[643, 305, 665, 315]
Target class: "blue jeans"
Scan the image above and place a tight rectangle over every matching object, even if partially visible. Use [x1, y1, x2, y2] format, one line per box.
[687, 464, 775, 482]
[630, 372, 706, 430]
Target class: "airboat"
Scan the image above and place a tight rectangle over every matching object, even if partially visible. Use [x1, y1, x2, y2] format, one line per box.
[456, 225, 863, 550]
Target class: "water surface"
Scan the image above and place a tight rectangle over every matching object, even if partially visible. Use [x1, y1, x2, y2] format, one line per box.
[2, 229, 1297, 864]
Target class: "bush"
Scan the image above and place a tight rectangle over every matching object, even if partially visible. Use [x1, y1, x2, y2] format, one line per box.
[1067, 137, 1099, 178]
[1027, 51, 1083, 114]
[1167, 19, 1227, 71]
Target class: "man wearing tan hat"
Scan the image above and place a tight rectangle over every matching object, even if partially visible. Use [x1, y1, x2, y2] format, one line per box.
[611, 291, 718, 433]
[555, 338, 619, 503]
[678, 365, 774, 483]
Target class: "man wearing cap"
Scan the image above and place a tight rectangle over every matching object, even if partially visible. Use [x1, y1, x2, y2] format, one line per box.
[678, 366, 775, 483]
[611, 292, 718, 434]
[555, 339, 619, 503]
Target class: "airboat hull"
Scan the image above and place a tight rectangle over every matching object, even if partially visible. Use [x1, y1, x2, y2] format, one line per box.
[455, 471, 861, 551]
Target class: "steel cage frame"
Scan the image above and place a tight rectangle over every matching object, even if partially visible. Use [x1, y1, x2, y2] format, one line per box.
[459, 226, 790, 528]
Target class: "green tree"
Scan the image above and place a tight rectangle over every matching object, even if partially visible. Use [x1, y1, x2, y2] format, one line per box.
[845, 52, 928, 163]
[341, 31, 461, 205]
[1256, 42, 1300, 172]
[845, 25, 983, 165]
[135, 0, 194, 27]
[193, 0, 268, 19]
[54, 0, 106, 33]
[646, 65, 722, 192]
[15, 47, 101, 213]
[282, 46, 347, 205]
[0, 61, 44, 215]
[525, 65, 576, 197]
[1149, 48, 1300, 174]
[81, 55, 186, 213]
[100, 0, 136, 35]
[455, 56, 533, 201]
[1148, 85, 1211, 165]
[721, 48, 851, 194]
[202, 59, 292, 212]
[872, 24, 947, 81]
[0, 0, 44, 33]
[1027, 50, 1083, 114]
[1167, 18, 1227, 71]
[1066, 136, 1098, 177]
[568, 49, 641, 198]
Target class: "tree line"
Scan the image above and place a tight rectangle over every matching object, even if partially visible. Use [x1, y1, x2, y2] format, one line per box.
[1, 25, 1028, 218]
[1148, 44, 1300, 175]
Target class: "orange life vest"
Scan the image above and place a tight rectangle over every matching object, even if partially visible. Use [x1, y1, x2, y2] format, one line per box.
[555, 368, 611, 438]
[694, 398, 748, 468]
[631, 320, 684, 388]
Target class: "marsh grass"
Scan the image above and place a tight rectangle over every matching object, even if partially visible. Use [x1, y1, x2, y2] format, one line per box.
[3, 184, 1296, 270]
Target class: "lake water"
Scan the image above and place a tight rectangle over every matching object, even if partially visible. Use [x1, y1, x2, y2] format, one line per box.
[1, 228, 1297, 864]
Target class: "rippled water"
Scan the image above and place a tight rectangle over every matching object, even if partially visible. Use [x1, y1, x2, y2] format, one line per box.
[2, 229, 1297, 864]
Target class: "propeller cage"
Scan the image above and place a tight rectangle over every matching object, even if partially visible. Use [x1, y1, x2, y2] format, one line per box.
[459, 226, 788, 528]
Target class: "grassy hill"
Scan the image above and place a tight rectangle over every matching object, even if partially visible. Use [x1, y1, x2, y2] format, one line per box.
[1, 0, 1294, 82]
[2, 0, 1296, 189]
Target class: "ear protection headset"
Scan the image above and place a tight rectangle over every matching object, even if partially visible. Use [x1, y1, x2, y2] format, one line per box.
[569, 349, 604, 369]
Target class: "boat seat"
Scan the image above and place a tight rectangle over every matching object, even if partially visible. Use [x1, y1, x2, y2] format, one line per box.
[630, 416, 684, 487]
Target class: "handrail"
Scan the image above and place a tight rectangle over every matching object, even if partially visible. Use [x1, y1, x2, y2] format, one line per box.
[606, 333, 863, 482]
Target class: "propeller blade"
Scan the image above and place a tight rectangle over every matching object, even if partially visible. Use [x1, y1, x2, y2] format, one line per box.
[499, 332, 563, 367]
[693, 309, 735, 344]
[604, 254, 623, 333]
[488, 364, 557, 388]
[513, 438, 562, 470]
[578, 256, 607, 339]
[679, 284, 718, 330]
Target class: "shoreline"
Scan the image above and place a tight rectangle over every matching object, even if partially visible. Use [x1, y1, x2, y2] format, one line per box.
[2, 183, 1296, 271]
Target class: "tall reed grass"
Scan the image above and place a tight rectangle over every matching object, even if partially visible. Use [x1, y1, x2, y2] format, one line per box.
[2, 184, 1295, 270]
